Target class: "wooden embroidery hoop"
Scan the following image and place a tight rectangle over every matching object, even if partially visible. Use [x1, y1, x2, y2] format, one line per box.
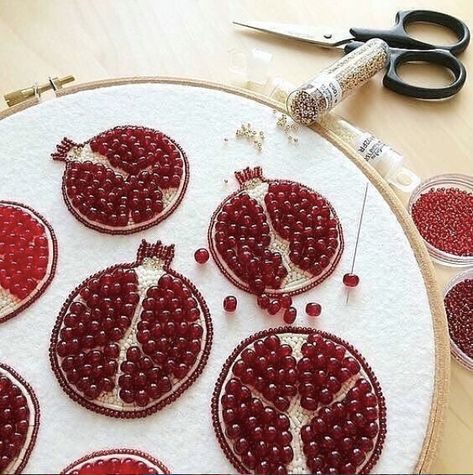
[0, 76, 449, 473]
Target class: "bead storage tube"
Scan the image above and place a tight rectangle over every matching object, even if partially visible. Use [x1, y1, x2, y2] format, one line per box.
[319, 114, 420, 193]
[408, 174, 473, 267]
[444, 269, 473, 371]
[269, 77, 419, 193]
[287, 39, 390, 125]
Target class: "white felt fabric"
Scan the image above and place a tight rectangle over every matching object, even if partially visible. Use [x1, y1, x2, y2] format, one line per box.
[0, 83, 435, 474]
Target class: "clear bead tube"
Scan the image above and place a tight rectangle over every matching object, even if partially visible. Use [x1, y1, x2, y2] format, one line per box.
[287, 39, 390, 125]
[269, 76, 420, 193]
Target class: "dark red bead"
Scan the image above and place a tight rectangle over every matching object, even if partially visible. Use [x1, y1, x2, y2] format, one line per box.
[268, 300, 281, 315]
[194, 248, 209, 264]
[224, 296, 238, 312]
[280, 294, 292, 308]
[343, 273, 359, 288]
[283, 307, 297, 324]
[306, 302, 322, 317]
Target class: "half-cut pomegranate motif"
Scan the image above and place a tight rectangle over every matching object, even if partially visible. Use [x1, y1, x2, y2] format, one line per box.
[0, 363, 40, 474]
[209, 167, 343, 298]
[61, 449, 170, 474]
[52, 126, 189, 234]
[0, 201, 57, 324]
[212, 328, 386, 474]
[50, 240, 212, 418]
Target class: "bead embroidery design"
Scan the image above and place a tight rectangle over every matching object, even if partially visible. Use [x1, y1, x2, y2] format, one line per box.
[0, 201, 58, 324]
[208, 167, 343, 297]
[212, 327, 386, 474]
[50, 240, 212, 418]
[52, 126, 189, 235]
[0, 363, 40, 475]
[61, 448, 170, 474]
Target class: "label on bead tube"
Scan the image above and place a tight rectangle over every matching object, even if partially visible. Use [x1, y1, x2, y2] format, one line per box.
[310, 73, 343, 111]
[355, 133, 389, 164]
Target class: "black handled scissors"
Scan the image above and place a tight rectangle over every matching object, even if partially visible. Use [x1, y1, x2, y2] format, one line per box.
[233, 10, 470, 99]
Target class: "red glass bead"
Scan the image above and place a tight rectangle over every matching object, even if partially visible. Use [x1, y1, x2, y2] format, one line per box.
[268, 300, 281, 315]
[224, 296, 238, 312]
[283, 307, 297, 324]
[280, 294, 292, 308]
[306, 302, 322, 317]
[257, 294, 270, 309]
[194, 248, 209, 264]
[343, 273, 359, 288]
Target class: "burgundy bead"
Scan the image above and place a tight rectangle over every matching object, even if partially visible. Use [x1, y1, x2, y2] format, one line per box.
[283, 307, 297, 324]
[257, 294, 270, 310]
[268, 300, 281, 316]
[224, 296, 238, 312]
[343, 273, 359, 288]
[194, 248, 209, 264]
[306, 302, 322, 317]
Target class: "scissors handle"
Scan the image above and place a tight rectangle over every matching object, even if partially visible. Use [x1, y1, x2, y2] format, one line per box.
[345, 41, 467, 99]
[350, 9, 470, 54]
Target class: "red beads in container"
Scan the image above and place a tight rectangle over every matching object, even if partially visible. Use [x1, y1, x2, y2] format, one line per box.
[408, 174, 473, 266]
[444, 269, 473, 370]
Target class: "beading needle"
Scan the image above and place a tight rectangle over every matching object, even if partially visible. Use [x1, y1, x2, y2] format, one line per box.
[346, 183, 369, 304]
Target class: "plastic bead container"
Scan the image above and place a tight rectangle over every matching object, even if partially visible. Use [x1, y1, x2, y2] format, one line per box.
[444, 269, 473, 371]
[408, 174, 473, 267]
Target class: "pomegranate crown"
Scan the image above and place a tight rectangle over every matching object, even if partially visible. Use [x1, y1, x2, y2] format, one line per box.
[51, 137, 79, 162]
[136, 240, 175, 266]
[234, 166, 264, 188]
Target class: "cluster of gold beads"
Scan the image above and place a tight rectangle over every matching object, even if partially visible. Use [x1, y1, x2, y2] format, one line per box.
[233, 123, 265, 151]
[274, 111, 299, 143]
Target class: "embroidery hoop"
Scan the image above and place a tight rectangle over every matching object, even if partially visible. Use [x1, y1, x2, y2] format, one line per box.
[0, 77, 448, 473]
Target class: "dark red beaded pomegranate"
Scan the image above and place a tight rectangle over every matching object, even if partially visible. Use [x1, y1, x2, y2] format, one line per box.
[52, 126, 189, 234]
[212, 328, 386, 474]
[61, 448, 170, 475]
[50, 240, 212, 418]
[0, 363, 40, 474]
[209, 167, 343, 302]
[0, 201, 58, 324]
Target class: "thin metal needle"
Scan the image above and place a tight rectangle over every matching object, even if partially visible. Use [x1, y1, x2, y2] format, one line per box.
[346, 183, 369, 304]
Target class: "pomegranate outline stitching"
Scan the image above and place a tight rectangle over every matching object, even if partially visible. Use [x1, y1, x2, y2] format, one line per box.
[49, 240, 213, 419]
[60, 448, 171, 474]
[208, 167, 344, 297]
[52, 125, 190, 235]
[0, 362, 41, 475]
[211, 327, 387, 474]
[0, 200, 58, 325]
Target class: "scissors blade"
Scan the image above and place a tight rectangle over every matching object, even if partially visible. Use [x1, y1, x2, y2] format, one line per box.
[233, 20, 353, 47]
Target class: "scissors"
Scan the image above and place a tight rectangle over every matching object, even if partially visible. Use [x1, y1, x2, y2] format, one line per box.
[233, 9, 470, 99]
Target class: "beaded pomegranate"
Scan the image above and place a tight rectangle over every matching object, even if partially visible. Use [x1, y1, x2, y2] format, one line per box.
[0, 201, 57, 324]
[61, 449, 170, 475]
[52, 126, 189, 234]
[50, 240, 212, 418]
[208, 167, 343, 298]
[0, 363, 40, 474]
[212, 328, 386, 474]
